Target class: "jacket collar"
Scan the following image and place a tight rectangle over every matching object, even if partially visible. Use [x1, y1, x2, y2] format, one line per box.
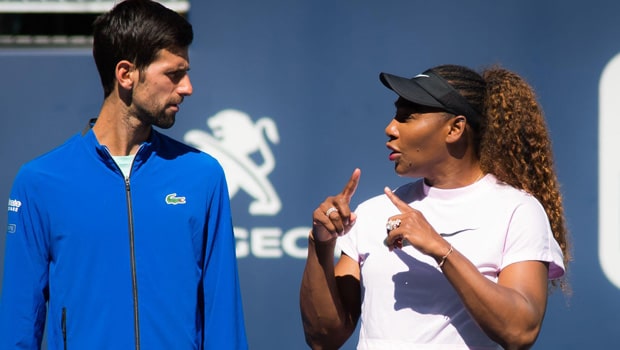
[82, 127, 160, 176]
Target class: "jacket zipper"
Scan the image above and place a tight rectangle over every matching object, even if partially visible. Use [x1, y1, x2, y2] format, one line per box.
[125, 176, 141, 350]
[62, 307, 67, 350]
[105, 145, 142, 350]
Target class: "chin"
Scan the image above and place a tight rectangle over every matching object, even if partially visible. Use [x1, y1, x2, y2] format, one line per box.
[393, 162, 407, 175]
[393, 167, 408, 178]
[154, 115, 176, 129]
[394, 165, 418, 179]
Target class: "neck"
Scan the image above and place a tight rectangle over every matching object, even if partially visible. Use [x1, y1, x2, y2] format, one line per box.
[92, 98, 151, 156]
[423, 161, 484, 189]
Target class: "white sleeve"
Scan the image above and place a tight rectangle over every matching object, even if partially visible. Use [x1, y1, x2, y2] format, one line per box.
[336, 212, 362, 262]
[501, 196, 565, 279]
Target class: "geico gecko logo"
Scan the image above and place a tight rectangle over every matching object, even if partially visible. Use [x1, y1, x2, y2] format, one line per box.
[599, 53, 620, 289]
[185, 109, 310, 259]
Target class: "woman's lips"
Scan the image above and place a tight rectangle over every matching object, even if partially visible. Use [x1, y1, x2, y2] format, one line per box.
[387, 144, 400, 161]
[389, 152, 400, 161]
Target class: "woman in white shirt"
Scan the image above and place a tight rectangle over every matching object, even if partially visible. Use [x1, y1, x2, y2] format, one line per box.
[300, 64, 570, 350]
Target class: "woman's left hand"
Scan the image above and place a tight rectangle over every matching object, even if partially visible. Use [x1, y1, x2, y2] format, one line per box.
[383, 186, 451, 259]
[383, 187, 550, 349]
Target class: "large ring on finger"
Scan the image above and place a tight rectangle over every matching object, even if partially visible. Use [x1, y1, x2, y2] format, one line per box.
[325, 207, 339, 217]
[386, 218, 401, 232]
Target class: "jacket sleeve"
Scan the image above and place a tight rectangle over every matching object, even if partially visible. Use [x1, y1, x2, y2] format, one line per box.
[0, 169, 49, 349]
[202, 169, 248, 349]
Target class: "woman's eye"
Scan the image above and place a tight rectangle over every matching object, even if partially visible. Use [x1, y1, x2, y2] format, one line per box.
[394, 114, 414, 123]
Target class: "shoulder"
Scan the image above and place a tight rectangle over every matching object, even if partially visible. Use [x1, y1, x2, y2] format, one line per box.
[483, 175, 542, 207]
[152, 131, 223, 169]
[17, 133, 83, 176]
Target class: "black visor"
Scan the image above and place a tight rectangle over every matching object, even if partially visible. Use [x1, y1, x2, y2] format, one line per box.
[380, 70, 482, 126]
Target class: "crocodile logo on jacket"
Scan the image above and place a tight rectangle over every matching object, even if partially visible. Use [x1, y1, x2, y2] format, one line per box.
[184, 109, 281, 216]
[165, 193, 187, 205]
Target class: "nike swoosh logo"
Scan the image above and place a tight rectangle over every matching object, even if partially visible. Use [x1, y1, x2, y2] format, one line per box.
[383, 228, 478, 247]
[414, 74, 430, 78]
[439, 228, 477, 237]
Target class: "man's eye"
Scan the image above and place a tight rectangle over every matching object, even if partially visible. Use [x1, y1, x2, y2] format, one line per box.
[168, 71, 185, 82]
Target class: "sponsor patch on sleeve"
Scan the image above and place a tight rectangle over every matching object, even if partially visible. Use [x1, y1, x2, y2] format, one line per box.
[8, 198, 21, 213]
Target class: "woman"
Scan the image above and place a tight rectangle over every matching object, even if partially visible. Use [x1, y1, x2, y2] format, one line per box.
[299, 64, 569, 349]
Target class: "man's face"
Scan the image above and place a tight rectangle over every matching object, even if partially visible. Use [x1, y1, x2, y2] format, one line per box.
[130, 48, 192, 129]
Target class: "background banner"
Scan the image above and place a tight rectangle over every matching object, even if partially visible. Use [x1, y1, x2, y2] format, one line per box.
[1, 1, 618, 348]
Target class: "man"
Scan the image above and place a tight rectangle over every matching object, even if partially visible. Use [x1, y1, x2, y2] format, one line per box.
[0, 1, 248, 349]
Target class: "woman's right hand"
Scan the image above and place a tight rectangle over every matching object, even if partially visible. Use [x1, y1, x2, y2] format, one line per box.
[312, 168, 361, 242]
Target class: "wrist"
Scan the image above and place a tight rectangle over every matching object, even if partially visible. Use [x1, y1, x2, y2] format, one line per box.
[308, 231, 338, 263]
[437, 244, 454, 268]
[309, 231, 338, 245]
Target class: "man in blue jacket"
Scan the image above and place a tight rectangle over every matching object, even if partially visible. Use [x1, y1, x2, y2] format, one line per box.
[0, 1, 248, 349]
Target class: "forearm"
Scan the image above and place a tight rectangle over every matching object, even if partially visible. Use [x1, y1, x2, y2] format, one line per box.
[300, 236, 357, 349]
[202, 244, 248, 348]
[438, 247, 547, 349]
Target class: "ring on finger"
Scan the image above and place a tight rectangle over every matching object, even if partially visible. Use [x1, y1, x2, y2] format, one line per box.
[386, 218, 401, 232]
[325, 207, 339, 217]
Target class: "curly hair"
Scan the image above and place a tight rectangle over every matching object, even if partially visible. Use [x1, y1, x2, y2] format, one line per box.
[431, 64, 571, 292]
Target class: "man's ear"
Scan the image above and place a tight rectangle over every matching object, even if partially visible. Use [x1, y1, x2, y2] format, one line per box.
[445, 115, 467, 143]
[115, 60, 136, 91]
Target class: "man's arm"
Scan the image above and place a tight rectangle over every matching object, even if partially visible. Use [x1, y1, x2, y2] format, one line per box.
[0, 172, 49, 349]
[201, 171, 248, 349]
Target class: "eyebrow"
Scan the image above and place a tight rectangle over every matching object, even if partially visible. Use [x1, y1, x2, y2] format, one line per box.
[167, 66, 190, 73]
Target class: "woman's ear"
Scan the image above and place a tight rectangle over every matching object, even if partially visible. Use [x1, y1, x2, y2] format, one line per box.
[446, 115, 467, 143]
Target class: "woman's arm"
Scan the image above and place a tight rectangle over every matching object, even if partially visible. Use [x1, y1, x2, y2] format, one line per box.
[300, 169, 363, 349]
[383, 187, 551, 349]
[300, 239, 361, 349]
[439, 249, 549, 349]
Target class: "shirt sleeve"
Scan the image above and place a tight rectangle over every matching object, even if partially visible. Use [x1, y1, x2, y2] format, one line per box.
[201, 167, 248, 349]
[336, 208, 362, 262]
[501, 196, 565, 279]
[0, 168, 49, 349]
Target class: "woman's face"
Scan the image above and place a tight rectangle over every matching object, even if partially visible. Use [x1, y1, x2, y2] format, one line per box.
[385, 99, 453, 179]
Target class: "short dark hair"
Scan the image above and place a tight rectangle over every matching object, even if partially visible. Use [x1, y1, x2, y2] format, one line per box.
[92, 0, 194, 97]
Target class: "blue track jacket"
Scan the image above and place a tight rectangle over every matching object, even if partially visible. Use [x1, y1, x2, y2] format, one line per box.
[0, 129, 248, 349]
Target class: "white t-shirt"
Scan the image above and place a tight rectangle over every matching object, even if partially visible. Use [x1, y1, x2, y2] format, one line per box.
[112, 154, 135, 178]
[337, 174, 565, 350]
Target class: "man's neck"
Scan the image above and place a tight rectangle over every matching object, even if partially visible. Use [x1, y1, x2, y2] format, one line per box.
[92, 99, 151, 156]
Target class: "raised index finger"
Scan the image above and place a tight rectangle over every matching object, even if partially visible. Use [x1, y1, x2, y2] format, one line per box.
[384, 186, 413, 213]
[341, 168, 361, 202]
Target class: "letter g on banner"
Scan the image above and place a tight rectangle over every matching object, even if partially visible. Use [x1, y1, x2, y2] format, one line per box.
[599, 53, 620, 289]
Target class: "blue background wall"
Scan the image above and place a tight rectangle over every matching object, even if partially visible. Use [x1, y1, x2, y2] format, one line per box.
[1, 1, 619, 348]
